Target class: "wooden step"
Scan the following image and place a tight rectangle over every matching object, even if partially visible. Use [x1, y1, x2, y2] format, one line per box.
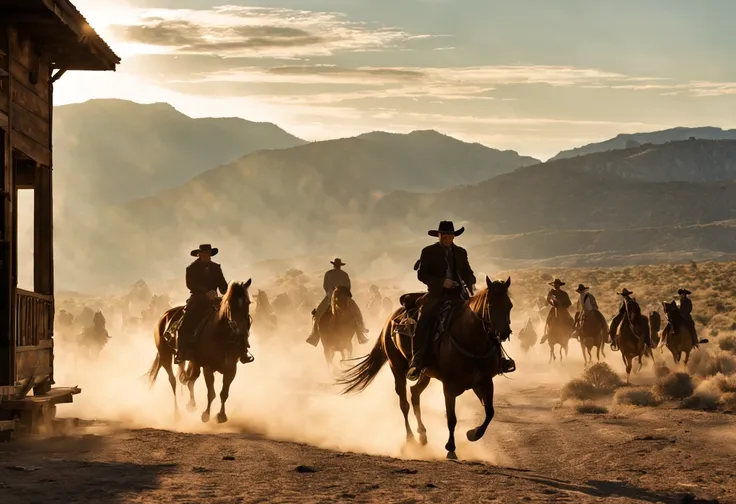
[0, 386, 81, 411]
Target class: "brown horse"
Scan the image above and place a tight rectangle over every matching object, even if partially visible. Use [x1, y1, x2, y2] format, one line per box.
[518, 318, 538, 353]
[543, 308, 574, 363]
[254, 289, 278, 335]
[317, 285, 356, 370]
[660, 301, 694, 366]
[615, 299, 652, 384]
[338, 277, 513, 460]
[575, 311, 608, 366]
[147, 280, 252, 423]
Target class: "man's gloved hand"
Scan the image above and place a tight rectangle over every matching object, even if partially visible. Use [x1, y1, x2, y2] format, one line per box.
[206, 290, 218, 300]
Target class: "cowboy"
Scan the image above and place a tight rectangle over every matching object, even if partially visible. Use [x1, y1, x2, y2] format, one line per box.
[176, 244, 229, 364]
[676, 288, 699, 347]
[306, 258, 369, 347]
[609, 288, 653, 348]
[542, 279, 573, 341]
[407, 221, 476, 382]
[574, 284, 608, 335]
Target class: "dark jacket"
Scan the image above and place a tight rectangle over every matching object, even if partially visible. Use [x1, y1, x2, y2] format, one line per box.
[547, 288, 572, 309]
[678, 297, 692, 317]
[186, 259, 228, 298]
[323, 268, 351, 296]
[417, 242, 475, 295]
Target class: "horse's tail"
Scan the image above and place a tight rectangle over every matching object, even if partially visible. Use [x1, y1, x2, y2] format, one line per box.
[337, 323, 388, 395]
[146, 353, 161, 389]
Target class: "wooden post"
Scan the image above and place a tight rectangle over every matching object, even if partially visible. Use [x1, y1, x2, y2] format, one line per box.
[0, 25, 13, 388]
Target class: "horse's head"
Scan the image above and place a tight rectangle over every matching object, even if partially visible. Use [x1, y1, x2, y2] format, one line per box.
[662, 300, 678, 320]
[331, 285, 352, 314]
[93, 311, 106, 328]
[219, 279, 253, 339]
[470, 276, 513, 341]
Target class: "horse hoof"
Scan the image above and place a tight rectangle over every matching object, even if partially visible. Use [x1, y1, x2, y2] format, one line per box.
[186, 402, 196, 413]
[419, 433, 428, 446]
[201, 412, 210, 423]
[466, 428, 481, 442]
[405, 434, 416, 445]
[216, 413, 228, 424]
[446, 451, 458, 460]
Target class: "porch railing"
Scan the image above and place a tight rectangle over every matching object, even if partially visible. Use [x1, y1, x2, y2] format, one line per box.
[15, 289, 53, 347]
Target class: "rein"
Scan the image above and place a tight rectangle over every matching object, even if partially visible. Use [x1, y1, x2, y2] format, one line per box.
[446, 301, 504, 361]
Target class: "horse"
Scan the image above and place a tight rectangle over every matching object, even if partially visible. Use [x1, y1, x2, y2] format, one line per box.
[338, 276, 513, 460]
[77, 311, 110, 358]
[649, 310, 662, 347]
[254, 289, 278, 335]
[365, 286, 383, 321]
[575, 311, 608, 366]
[317, 285, 356, 371]
[518, 318, 538, 353]
[659, 301, 695, 366]
[542, 307, 575, 363]
[615, 299, 652, 384]
[147, 280, 252, 423]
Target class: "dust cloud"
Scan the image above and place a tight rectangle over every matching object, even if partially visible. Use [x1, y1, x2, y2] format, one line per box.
[49, 265, 614, 465]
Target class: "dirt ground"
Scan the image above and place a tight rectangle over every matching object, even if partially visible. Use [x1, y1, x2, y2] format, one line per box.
[0, 381, 732, 504]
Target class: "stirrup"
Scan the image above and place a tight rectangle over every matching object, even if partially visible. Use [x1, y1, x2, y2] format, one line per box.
[240, 352, 254, 364]
[501, 358, 516, 373]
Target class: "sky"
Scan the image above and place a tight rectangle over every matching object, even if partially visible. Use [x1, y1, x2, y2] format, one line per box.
[55, 0, 736, 160]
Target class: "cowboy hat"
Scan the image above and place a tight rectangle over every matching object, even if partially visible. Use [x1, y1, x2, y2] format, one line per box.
[575, 284, 589, 293]
[191, 243, 218, 257]
[678, 289, 692, 295]
[548, 279, 565, 287]
[428, 221, 465, 237]
[330, 258, 346, 266]
[617, 288, 634, 296]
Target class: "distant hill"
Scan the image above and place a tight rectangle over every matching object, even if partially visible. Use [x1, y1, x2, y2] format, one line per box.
[53, 99, 307, 206]
[54, 130, 540, 289]
[551, 126, 736, 161]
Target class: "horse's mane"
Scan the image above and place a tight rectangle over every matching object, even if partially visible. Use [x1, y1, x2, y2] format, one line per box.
[468, 281, 509, 321]
[219, 282, 250, 320]
[330, 285, 351, 313]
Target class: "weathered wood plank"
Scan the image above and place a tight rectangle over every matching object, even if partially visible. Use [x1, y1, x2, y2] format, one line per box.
[9, 59, 49, 103]
[11, 129, 50, 166]
[0, 109, 7, 129]
[11, 101, 50, 150]
[8, 28, 50, 84]
[11, 80, 50, 121]
[15, 349, 51, 384]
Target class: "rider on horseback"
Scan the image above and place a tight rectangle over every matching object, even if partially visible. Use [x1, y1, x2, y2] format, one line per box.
[306, 258, 369, 347]
[176, 244, 229, 364]
[609, 288, 654, 349]
[541, 279, 573, 343]
[407, 221, 474, 382]
[574, 284, 608, 338]
[675, 288, 699, 348]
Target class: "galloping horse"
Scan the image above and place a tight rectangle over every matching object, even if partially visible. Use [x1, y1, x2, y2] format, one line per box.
[615, 298, 652, 384]
[338, 277, 513, 460]
[518, 318, 538, 353]
[543, 307, 575, 363]
[254, 289, 278, 335]
[317, 285, 356, 370]
[660, 301, 694, 366]
[147, 280, 252, 423]
[575, 311, 608, 366]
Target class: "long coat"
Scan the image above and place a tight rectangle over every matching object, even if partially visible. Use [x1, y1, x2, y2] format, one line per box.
[417, 242, 476, 295]
[186, 259, 228, 298]
[323, 268, 351, 297]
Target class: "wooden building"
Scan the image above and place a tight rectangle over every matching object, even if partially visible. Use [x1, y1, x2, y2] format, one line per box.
[0, 0, 120, 435]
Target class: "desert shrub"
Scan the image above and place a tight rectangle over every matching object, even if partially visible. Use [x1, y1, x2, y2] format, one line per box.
[582, 363, 622, 392]
[561, 379, 599, 401]
[652, 372, 694, 400]
[614, 387, 661, 407]
[575, 402, 608, 415]
[687, 349, 736, 377]
[717, 334, 736, 354]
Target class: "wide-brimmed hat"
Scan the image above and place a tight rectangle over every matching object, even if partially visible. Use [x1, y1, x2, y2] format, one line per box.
[575, 284, 589, 293]
[678, 288, 692, 295]
[191, 243, 218, 257]
[428, 221, 465, 237]
[330, 258, 346, 267]
[549, 279, 565, 287]
[617, 288, 634, 297]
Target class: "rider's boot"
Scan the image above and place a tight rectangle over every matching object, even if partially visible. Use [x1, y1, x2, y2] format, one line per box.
[306, 315, 320, 346]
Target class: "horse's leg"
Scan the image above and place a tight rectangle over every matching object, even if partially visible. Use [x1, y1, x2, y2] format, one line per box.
[467, 378, 495, 442]
[684, 350, 691, 366]
[187, 366, 201, 412]
[389, 365, 414, 443]
[217, 364, 237, 424]
[637, 353, 644, 373]
[622, 353, 632, 384]
[410, 374, 431, 446]
[595, 344, 601, 362]
[158, 348, 180, 419]
[563, 342, 569, 360]
[201, 367, 216, 423]
[549, 343, 555, 363]
[580, 340, 588, 367]
[443, 383, 459, 460]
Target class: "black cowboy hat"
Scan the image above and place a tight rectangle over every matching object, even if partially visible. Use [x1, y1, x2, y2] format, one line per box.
[575, 284, 589, 293]
[617, 288, 634, 297]
[191, 243, 218, 257]
[330, 258, 346, 266]
[428, 221, 464, 237]
[678, 289, 692, 295]
[549, 279, 565, 287]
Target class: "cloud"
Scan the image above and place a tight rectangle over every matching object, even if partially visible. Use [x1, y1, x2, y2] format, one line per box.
[108, 6, 420, 58]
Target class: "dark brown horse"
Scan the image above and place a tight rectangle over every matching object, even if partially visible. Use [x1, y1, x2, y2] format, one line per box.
[147, 280, 252, 423]
[543, 307, 575, 363]
[614, 298, 652, 384]
[338, 276, 513, 460]
[575, 311, 608, 366]
[660, 301, 694, 366]
[318, 285, 356, 371]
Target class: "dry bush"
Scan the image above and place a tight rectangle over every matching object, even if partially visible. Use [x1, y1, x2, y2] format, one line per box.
[614, 387, 661, 407]
[681, 374, 736, 411]
[717, 333, 736, 354]
[575, 402, 608, 415]
[561, 379, 599, 402]
[652, 372, 694, 400]
[687, 348, 736, 377]
[582, 362, 622, 392]
[654, 363, 671, 378]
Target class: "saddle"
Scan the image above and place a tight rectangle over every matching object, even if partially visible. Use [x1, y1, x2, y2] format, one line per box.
[394, 293, 463, 342]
